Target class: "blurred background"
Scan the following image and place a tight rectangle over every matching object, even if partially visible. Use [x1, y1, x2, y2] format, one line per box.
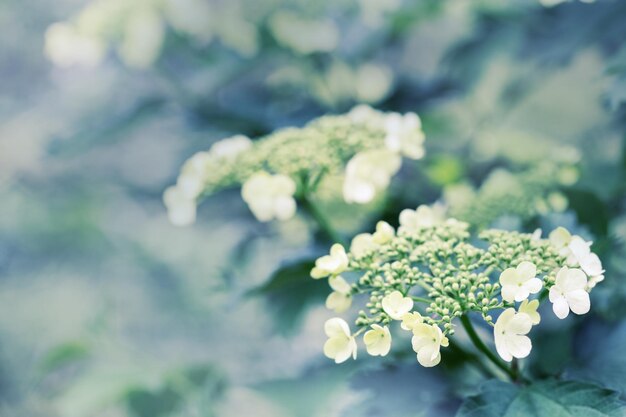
[2, 0, 626, 416]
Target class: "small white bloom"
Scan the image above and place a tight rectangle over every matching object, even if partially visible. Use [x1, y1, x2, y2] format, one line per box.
[549, 228, 601, 275]
[384, 112, 425, 160]
[323, 318, 357, 364]
[325, 275, 352, 313]
[364, 324, 392, 356]
[311, 244, 349, 279]
[518, 299, 541, 325]
[325, 292, 352, 313]
[372, 221, 395, 244]
[381, 291, 414, 320]
[241, 172, 297, 222]
[549, 267, 590, 319]
[399, 204, 444, 232]
[163, 186, 196, 226]
[411, 323, 448, 367]
[348, 104, 377, 124]
[350, 233, 377, 258]
[210, 135, 252, 159]
[343, 149, 402, 204]
[400, 311, 423, 331]
[499, 261, 542, 303]
[494, 308, 533, 362]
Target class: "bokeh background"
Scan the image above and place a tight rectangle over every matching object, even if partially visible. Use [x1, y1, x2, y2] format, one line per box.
[2, 0, 626, 416]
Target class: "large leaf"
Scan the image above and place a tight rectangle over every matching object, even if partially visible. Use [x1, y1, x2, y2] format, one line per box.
[457, 379, 625, 417]
[248, 259, 327, 334]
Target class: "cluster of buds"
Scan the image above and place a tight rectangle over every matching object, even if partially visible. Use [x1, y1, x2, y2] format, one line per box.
[444, 162, 578, 228]
[163, 105, 426, 226]
[314, 204, 603, 367]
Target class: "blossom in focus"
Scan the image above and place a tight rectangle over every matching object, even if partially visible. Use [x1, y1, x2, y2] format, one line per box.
[411, 323, 448, 367]
[400, 311, 423, 331]
[381, 291, 413, 320]
[241, 172, 297, 222]
[311, 244, 349, 279]
[326, 275, 352, 313]
[343, 149, 402, 204]
[499, 261, 542, 303]
[349, 221, 394, 258]
[323, 318, 357, 364]
[163, 186, 197, 226]
[549, 266, 590, 319]
[364, 324, 392, 356]
[494, 308, 533, 362]
[384, 112, 425, 160]
[518, 299, 541, 325]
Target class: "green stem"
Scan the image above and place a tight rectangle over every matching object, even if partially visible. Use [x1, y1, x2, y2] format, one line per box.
[460, 315, 518, 381]
[447, 339, 495, 380]
[410, 296, 432, 304]
[300, 197, 346, 246]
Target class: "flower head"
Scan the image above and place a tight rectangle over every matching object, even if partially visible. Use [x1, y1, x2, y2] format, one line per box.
[384, 112, 425, 160]
[381, 291, 413, 320]
[549, 267, 590, 319]
[323, 318, 357, 364]
[411, 323, 448, 367]
[343, 149, 401, 204]
[494, 308, 533, 362]
[241, 172, 297, 222]
[499, 261, 542, 303]
[311, 244, 349, 279]
[364, 324, 392, 356]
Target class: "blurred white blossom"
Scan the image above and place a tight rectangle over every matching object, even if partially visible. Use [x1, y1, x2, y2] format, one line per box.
[241, 172, 297, 222]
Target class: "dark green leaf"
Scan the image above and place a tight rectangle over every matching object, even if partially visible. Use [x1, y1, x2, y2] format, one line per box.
[457, 379, 626, 417]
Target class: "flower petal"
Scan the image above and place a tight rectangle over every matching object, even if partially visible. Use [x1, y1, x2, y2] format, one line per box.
[567, 289, 590, 315]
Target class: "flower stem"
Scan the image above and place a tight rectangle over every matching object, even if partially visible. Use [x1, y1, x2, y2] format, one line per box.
[460, 315, 518, 381]
[300, 197, 346, 246]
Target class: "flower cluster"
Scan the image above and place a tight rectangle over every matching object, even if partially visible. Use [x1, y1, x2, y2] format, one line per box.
[44, 0, 257, 69]
[444, 162, 577, 228]
[164, 105, 426, 225]
[314, 204, 603, 367]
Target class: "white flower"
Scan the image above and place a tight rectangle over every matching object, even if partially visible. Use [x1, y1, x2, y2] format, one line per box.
[343, 149, 402, 204]
[384, 112, 425, 160]
[499, 261, 542, 303]
[518, 299, 541, 325]
[381, 291, 414, 320]
[311, 244, 349, 279]
[364, 325, 392, 356]
[399, 204, 444, 232]
[349, 233, 377, 258]
[373, 221, 395, 244]
[549, 228, 602, 276]
[163, 186, 196, 226]
[323, 318, 357, 364]
[349, 221, 395, 258]
[549, 267, 590, 319]
[44, 22, 106, 68]
[241, 172, 297, 222]
[400, 312, 423, 331]
[164, 0, 213, 42]
[210, 135, 252, 160]
[325, 276, 352, 313]
[411, 323, 449, 367]
[494, 308, 533, 362]
[177, 151, 213, 199]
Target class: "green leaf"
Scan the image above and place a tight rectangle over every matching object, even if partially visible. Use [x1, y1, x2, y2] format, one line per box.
[457, 379, 626, 417]
[39, 342, 90, 374]
[248, 259, 327, 334]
